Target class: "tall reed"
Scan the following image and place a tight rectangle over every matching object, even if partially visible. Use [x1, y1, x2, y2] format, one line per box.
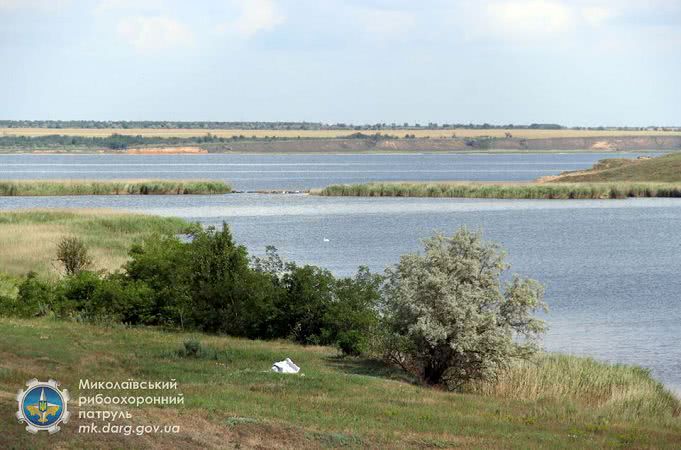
[0, 180, 231, 196]
[317, 182, 681, 199]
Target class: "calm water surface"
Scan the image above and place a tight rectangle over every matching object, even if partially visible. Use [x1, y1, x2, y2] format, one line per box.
[0, 152, 657, 190]
[1, 192, 679, 393]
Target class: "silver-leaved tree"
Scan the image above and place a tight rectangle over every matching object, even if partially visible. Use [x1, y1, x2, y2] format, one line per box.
[379, 228, 547, 390]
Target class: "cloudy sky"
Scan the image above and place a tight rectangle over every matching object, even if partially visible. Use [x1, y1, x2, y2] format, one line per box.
[1, 0, 679, 126]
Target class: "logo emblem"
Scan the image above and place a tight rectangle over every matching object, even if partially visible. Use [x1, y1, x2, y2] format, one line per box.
[16, 379, 70, 434]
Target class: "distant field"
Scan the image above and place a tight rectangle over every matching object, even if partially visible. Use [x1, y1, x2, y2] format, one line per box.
[2, 127, 681, 139]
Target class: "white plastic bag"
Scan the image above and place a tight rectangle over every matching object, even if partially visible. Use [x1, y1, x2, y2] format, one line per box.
[271, 358, 300, 374]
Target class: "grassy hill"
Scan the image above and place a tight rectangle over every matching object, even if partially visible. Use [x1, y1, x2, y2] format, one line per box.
[0, 318, 679, 449]
[550, 153, 681, 183]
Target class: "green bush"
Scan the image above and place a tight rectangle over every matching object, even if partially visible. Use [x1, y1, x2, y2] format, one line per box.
[13, 272, 55, 317]
[2, 223, 382, 354]
[182, 339, 202, 357]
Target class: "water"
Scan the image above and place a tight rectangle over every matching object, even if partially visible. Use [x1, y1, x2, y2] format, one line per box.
[0, 152, 657, 191]
[1, 151, 679, 393]
[1, 193, 680, 393]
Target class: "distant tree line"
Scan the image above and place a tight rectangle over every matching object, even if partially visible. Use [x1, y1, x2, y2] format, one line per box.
[1, 120, 677, 132]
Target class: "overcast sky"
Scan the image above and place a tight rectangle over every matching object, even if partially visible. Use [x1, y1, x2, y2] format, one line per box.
[1, 0, 679, 126]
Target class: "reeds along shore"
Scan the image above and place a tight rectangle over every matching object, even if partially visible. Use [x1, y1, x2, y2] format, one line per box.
[0, 180, 231, 196]
[316, 182, 681, 199]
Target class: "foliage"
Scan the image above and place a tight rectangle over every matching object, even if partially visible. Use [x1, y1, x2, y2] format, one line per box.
[56, 236, 92, 275]
[379, 228, 546, 390]
[124, 225, 381, 351]
[181, 339, 202, 357]
[9, 272, 56, 317]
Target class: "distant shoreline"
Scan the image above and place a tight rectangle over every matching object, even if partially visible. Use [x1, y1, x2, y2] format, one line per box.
[0, 134, 679, 154]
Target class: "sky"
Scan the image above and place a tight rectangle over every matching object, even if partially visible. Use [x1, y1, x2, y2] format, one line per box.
[0, 0, 679, 126]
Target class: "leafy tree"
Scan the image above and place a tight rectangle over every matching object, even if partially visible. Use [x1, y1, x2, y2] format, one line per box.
[277, 264, 336, 344]
[379, 228, 546, 390]
[125, 235, 193, 326]
[321, 266, 382, 355]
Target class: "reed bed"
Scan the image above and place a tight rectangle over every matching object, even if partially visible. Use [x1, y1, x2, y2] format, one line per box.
[0, 180, 231, 196]
[464, 353, 680, 420]
[317, 182, 681, 199]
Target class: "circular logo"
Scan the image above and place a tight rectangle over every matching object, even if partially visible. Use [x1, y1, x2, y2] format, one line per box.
[16, 379, 70, 434]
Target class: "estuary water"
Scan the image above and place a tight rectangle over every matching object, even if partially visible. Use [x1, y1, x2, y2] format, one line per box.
[0, 151, 657, 191]
[0, 151, 679, 393]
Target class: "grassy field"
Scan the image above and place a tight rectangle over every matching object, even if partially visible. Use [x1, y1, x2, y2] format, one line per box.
[0, 317, 678, 449]
[316, 181, 681, 199]
[0, 180, 231, 196]
[548, 153, 681, 183]
[0, 210, 196, 276]
[3, 127, 680, 139]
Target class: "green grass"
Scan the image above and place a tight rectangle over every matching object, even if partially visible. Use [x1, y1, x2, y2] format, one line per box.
[316, 181, 681, 199]
[0, 318, 678, 449]
[550, 153, 681, 182]
[0, 180, 231, 196]
[0, 210, 197, 276]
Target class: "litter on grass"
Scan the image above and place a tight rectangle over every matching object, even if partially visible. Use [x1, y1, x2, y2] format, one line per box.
[271, 358, 300, 374]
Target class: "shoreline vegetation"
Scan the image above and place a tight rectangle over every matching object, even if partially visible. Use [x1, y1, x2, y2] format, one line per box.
[0, 209, 679, 447]
[315, 181, 681, 199]
[0, 127, 680, 153]
[316, 153, 681, 199]
[0, 180, 231, 196]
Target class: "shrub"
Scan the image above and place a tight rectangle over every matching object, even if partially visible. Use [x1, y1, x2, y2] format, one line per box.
[186, 225, 278, 337]
[13, 272, 55, 317]
[182, 339, 202, 357]
[336, 330, 367, 357]
[321, 266, 382, 355]
[277, 264, 336, 344]
[379, 228, 546, 390]
[56, 236, 92, 275]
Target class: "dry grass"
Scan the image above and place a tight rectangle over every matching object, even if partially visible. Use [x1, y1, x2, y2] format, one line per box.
[465, 354, 680, 420]
[0, 209, 194, 276]
[2, 127, 680, 139]
[549, 153, 681, 183]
